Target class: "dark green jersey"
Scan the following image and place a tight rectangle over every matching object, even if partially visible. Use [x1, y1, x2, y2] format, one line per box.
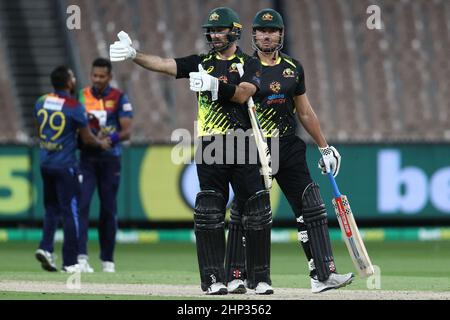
[253, 53, 306, 138]
[175, 47, 261, 136]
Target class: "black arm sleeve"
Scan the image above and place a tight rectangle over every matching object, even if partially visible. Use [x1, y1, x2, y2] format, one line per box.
[175, 55, 202, 79]
[218, 82, 237, 101]
[240, 57, 261, 92]
[294, 59, 306, 96]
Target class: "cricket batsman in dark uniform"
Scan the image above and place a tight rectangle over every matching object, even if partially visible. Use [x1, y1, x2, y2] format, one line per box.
[109, 7, 273, 295]
[225, 9, 355, 294]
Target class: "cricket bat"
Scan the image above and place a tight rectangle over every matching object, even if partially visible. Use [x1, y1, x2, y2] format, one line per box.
[326, 170, 374, 277]
[236, 63, 272, 189]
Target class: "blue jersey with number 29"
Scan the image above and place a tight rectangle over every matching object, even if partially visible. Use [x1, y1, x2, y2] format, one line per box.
[34, 91, 88, 168]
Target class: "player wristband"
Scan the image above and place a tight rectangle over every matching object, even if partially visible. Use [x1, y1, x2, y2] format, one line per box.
[218, 82, 236, 101]
[108, 132, 120, 146]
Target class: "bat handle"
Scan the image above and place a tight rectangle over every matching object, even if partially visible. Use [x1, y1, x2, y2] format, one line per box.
[327, 172, 342, 198]
[236, 63, 244, 77]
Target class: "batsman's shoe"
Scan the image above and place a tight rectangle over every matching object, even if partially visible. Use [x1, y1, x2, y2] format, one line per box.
[311, 272, 354, 294]
[206, 283, 228, 295]
[61, 264, 80, 274]
[78, 255, 94, 273]
[255, 282, 274, 295]
[227, 279, 247, 294]
[102, 261, 115, 273]
[35, 249, 57, 272]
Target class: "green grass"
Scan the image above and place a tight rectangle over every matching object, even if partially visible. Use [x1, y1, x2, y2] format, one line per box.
[0, 240, 449, 299]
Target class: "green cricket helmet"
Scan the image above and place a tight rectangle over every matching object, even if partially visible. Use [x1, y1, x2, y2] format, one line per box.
[202, 7, 242, 52]
[252, 9, 284, 53]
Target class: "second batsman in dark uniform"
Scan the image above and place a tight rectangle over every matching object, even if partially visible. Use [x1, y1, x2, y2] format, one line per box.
[110, 7, 273, 295]
[225, 9, 354, 294]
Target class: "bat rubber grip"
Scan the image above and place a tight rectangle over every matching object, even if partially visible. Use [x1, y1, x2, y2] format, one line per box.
[327, 172, 341, 198]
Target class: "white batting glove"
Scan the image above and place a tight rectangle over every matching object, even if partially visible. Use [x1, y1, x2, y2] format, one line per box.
[109, 31, 137, 62]
[318, 145, 341, 177]
[189, 64, 219, 101]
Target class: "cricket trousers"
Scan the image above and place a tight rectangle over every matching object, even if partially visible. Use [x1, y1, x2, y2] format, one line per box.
[196, 135, 266, 219]
[270, 135, 315, 272]
[270, 135, 314, 215]
[39, 166, 80, 267]
[78, 156, 121, 262]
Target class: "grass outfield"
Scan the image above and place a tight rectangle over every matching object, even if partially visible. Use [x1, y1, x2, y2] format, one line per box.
[0, 240, 449, 299]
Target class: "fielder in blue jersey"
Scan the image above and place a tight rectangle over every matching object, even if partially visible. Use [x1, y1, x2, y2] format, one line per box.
[77, 58, 133, 273]
[34, 66, 111, 272]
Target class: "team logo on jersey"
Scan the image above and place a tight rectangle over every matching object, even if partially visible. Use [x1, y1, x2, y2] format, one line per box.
[262, 13, 274, 21]
[105, 100, 116, 109]
[228, 63, 239, 73]
[101, 126, 115, 135]
[209, 12, 220, 21]
[283, 68, 295, 78]
[269, 81, 281, 93]
[218, 75, 228, 83]
[206, 66, 214, 73]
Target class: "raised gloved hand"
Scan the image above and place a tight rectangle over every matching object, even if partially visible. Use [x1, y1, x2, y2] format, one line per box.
[189, 64, 219, 101]
[109, 31, 137, 62]
[318, 145, 341, 177]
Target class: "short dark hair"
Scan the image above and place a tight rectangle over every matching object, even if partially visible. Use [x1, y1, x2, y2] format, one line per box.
[92, 58, 112, 73]
[50, 65, 71, 90]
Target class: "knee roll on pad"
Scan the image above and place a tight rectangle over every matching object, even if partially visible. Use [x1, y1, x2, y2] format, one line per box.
[302, 183, 336, 281]
[194, 190, 226, 290]
[225, 201, 246, 282]
[194, 190, 226, 230]
[302, 183, 327, 222]
[243, 190, 272, 289]
[242, 190, 272, 230]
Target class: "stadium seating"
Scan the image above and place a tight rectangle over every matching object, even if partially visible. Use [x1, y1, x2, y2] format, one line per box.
[0, 40, 22, 143]
[0, 0, 449, 143]
[286, 0, 450, 142]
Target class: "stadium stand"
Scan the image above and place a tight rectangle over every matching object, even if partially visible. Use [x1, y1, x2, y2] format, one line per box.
[0, 0, 73, 141]
[1, 0, 449, 143]
[0, 30, 23, 142]
[287, 0, 450, 142]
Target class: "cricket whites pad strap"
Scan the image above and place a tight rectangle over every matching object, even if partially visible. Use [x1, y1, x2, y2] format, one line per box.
[225, 202, 246, 282]
[242, 190, 272, 289]
[302, 183, 336, 281]
[194, 190, 226, 291]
